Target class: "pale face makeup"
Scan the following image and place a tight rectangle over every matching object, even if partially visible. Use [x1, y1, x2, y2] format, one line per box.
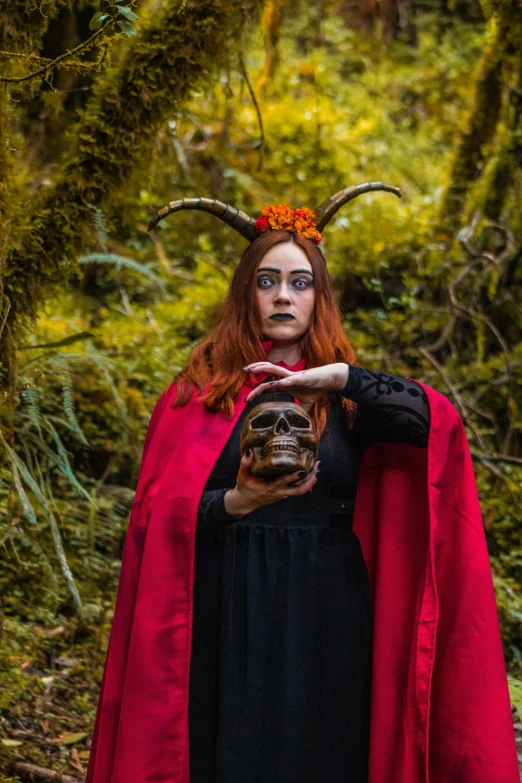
[256, 243, 315, 356]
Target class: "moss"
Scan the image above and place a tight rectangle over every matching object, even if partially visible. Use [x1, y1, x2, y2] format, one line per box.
[438, 0, 522, 233]
[0, 0, 61, 51]
[438, 15, 506, 230]
[0, 0, 261, 396]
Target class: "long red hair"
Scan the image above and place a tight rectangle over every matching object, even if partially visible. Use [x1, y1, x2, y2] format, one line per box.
[172, 231, 358, 439]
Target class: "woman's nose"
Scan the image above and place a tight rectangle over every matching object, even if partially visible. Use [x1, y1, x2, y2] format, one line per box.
[274, 285, 292, 302]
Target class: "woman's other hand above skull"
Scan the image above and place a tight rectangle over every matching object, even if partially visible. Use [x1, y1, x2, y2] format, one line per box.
[223, 449, 321, 517]
[243, 362, 349, 409]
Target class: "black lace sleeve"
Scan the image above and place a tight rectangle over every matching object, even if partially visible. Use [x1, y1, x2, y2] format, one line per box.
[197, 488, 242, 530]
[340, 364, 430, 450]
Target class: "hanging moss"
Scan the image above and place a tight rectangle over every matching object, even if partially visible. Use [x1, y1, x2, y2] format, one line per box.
[0, 0, 61, 51]
[0, 0, 261, 396]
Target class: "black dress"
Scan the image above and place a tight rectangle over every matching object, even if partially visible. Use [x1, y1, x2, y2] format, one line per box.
[188, 364, 430, 783]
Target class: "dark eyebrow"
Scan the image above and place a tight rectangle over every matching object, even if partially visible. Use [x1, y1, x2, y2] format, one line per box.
[257, 267, 314, 277]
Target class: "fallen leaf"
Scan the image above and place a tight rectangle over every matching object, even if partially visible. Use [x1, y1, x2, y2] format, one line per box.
[55, 731, 89, 746]
[1, 739, 24, 746]
[33, 625, 65, 635]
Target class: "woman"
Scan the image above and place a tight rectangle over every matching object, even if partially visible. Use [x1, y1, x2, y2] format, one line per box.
[86, 189, 519, 783]
[188, 228, 430, 783]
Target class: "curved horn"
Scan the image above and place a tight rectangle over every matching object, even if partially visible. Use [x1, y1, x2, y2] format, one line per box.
[314, 182, 401, 232]
[147, 197, 258, 241]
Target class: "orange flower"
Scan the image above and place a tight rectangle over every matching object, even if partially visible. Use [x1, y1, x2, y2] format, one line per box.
[255, 203, 322, 243]
[261, 204, 295, 231]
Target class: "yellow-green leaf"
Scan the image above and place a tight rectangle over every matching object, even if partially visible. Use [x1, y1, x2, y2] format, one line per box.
[59, 732, 89, 745]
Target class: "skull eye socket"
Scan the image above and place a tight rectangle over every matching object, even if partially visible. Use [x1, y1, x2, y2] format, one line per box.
[287, 413, 311, 428]
[251, 411, 279, 429]
[250, 410, 312, 430]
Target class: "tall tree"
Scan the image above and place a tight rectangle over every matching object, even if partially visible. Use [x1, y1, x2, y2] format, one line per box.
[0, 0, 261, 405]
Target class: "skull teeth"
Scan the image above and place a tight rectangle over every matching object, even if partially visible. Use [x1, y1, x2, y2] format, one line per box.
[263, 441, 300, 457]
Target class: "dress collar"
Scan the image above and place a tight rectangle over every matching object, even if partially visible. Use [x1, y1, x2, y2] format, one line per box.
[260, 339, 307, 372]
[244, 340, 307, 389]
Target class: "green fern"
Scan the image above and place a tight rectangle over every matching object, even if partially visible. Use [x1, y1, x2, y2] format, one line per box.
[78, 253, 166, 289]
[88, 203, 109, 253]
[21, 385, 43, 438]
[0, 430, 82, 613]
[55, 356, 90, 448]
[86, 342, 129, 426]
[41, 418, 96, 506]
[10, 462, 38, 526]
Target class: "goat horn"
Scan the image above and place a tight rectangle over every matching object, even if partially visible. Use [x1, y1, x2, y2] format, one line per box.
[147, 197, 258, 241]
[314, 182, 401, 232]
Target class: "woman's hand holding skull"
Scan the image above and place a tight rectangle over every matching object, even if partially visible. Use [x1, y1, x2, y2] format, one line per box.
[223, 361, 345, 518]
[224, 450, 320, 518]
[243, 362, 349, 411]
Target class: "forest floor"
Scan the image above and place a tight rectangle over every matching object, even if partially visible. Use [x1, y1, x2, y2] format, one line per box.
[0, 615, 106, 782]
[1, 614, 522, 782]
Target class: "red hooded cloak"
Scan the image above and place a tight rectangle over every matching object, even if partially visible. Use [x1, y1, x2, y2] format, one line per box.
[86, 355, 519, 783]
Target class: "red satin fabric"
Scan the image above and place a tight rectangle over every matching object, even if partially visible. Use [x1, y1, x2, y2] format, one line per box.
[86, 364, 519, 783]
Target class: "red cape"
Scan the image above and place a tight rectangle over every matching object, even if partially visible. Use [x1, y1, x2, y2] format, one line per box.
[86, 365, 519, 783]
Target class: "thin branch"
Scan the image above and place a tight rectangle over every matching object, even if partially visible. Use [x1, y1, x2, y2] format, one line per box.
[238, 49, 265, 172]
[0, 24, 117, 84]
[419, 346, 488, 451]
[0, 51, 53, 63]
[422, 314, 457, 353]
[13, 761, 83, 783]
[470, 452, 522, 466]
[419, 347, 519, 512]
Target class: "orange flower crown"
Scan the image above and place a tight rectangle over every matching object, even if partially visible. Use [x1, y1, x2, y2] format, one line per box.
[148, 184, 402, 242]
[254, 204, 322, 244]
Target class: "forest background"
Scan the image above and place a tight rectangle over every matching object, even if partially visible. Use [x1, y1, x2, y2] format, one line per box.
[0, 0, 522, 779]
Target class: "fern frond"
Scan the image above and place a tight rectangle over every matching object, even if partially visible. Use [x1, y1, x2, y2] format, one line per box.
[55, 356, 91, 448]
[18, 332, 96, 351]
[47, 505, 82, 613]
[86, 343, 129, 426]
[0, 430, 51, 513]
[40, 418, 97, 507]
[0, 430, 82, 613]
[79, 253, 166, 289]
[21, 385, 43, 438]
[11, 462, 38, 525]
[88, 203, 109, 253]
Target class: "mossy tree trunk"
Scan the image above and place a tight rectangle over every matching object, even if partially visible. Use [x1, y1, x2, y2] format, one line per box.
[0, 0, 261, 407]
[0, 0, 63, 352]
[483, 64, 522, 220]
[438, 0, 522, 234]
[438, 15, 506, 232]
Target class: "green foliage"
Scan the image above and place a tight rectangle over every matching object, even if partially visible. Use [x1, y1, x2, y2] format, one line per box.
[89, 2, 139, 36]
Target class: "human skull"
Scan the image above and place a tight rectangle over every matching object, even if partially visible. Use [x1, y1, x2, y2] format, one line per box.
[240, 401, 318, 477]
